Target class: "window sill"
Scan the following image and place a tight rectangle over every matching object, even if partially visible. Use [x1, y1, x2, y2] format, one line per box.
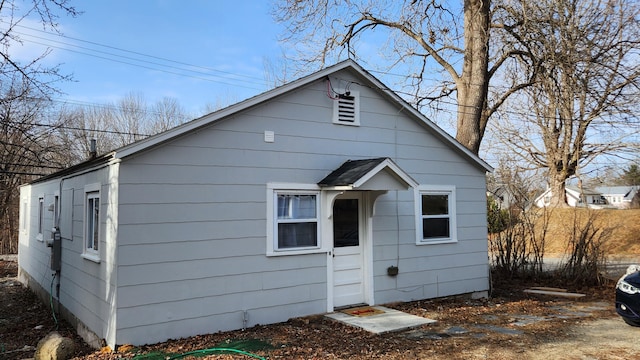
[416, 239, 457, 245]
[81, 253, 101, 263]
[267, 248, 326, 257]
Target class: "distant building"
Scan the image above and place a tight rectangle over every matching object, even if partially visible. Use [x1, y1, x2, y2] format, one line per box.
[595, 186, 639, 209]
[534, 185, 607, 208]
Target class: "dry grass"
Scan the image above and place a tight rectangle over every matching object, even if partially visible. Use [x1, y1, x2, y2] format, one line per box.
[539, 208, 640, 255]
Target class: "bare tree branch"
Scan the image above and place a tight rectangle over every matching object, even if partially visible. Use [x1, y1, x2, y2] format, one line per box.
[493, 0, 640, 206]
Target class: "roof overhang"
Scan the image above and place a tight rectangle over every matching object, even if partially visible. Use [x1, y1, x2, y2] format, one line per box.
[318, 158, 418, 191]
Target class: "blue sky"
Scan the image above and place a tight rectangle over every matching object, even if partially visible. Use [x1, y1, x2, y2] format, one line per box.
[11, 1, 287, 115]
[6, 1, 637, 175]
[7, 1, 460, 125]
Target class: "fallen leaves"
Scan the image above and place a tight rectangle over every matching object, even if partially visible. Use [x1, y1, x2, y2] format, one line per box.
[0, 259, 623, 360]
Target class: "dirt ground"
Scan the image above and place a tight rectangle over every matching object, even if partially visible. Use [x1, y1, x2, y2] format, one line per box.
[2, 258, 640, 359]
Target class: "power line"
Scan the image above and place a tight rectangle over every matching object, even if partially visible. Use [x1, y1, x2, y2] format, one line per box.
[8, 21, 267, 83]
[2, 119, 151, 137]
[7, 22, 634, 128]
[2, 21, 637, 140]
[1, 162, 63, 170]
[1, 21, 270, 90]
[31, 122, 151, 137]
[17, 36, 267, 91]
[5, 20, 637, 127]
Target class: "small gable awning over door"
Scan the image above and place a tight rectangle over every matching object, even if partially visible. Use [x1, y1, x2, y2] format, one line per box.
[318, 158, 417, 191]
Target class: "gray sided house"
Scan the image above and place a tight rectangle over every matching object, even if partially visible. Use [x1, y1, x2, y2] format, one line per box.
[596, 186, 640, 209]
[18, 60, 492, 348]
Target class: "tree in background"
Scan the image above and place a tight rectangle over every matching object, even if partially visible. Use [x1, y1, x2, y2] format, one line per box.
[621, 164, 640, 186]
[55, 93, 191, 165]
[0, 1, 192, 254]
[1, 90, 191, 254]
[275, 0, 520, 154]
[0, 0, 79, 101]
[491, 0, 640, 207]
[0, 0, 78, 254]
[0, 79, 73, 253]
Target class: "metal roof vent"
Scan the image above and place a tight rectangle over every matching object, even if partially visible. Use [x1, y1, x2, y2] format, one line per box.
[333, 90, 360, 126]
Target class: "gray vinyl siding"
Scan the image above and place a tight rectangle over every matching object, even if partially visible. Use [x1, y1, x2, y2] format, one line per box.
[18, 165, 118, 346]
[18, 184, 57, 287]
[109, 68, 488, 345]
[370, 168, 488, 304]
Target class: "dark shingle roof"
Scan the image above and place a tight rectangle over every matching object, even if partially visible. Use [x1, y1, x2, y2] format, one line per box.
[318, 158, 388, 186]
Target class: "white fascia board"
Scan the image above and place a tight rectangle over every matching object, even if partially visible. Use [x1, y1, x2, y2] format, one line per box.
[352, 159, 418, 189]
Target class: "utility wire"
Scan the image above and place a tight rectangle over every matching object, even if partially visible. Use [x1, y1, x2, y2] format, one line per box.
[5, 21, 267, 83]
[2, 22, 269, 91]
[1, 162, 63, 169]
[2, 21, 636, 138]
[5, 21, 636, 125]
[2, 119, 151, 137]
[7, 22, 633, 127]
[18, 37, 266, 91]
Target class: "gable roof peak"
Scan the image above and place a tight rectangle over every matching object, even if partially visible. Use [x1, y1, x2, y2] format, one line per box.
[31, 60, 492, 183]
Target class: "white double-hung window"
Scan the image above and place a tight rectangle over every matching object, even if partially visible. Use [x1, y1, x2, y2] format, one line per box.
[277, 193, 318, 248]
[267, 184, 322, 256]
[83, 184, 101, 262]
[415, 185, 457, 244]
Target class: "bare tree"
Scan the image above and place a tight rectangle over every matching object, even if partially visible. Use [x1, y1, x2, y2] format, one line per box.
[262, 56, 290, 89]
[110, 93, 148, 147]
[488, 161, 550, 279]
[149, 97, 190, 133]
[0, 79, 68, 253]
[0, 0, 78, 254]
[492, 0, 640, 206]
[1, 0, 79, 102]
[56, 95, 191, 165]
[274, 0, 505, 154]
[55, 105, 120, 163]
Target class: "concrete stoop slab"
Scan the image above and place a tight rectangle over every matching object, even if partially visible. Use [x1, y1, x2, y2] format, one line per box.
[326, 306, 436, 334]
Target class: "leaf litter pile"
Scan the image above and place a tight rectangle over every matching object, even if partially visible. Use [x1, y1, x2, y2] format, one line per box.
[0, 258, 622, 359]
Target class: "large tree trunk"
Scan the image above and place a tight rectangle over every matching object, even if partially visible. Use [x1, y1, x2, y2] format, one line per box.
[547, 172, 569, 207]
[455, 0, 491, 154]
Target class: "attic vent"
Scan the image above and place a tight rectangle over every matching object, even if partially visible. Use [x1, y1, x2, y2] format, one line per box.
[333, 90, 360, 126]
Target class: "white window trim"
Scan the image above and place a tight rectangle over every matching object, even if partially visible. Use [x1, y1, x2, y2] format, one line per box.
[332, 89, 360, 126]
[266, 183, 324, 256]
[82, 183, 101, 263]
[415, 185, 457, 245]
[36, 195, 45, 241]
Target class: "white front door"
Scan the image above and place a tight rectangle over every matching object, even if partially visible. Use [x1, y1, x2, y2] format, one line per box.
[332, 193, 365, 308]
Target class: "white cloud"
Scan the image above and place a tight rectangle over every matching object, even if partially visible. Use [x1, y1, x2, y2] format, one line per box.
[2, 17, 68, 66]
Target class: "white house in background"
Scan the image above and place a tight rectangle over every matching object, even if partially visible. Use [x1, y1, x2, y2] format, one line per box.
[534, 185, 607, 208]
[596, 186, 639, 209]
[18, 60, 492, 348]
[487, 185, 516, 210]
